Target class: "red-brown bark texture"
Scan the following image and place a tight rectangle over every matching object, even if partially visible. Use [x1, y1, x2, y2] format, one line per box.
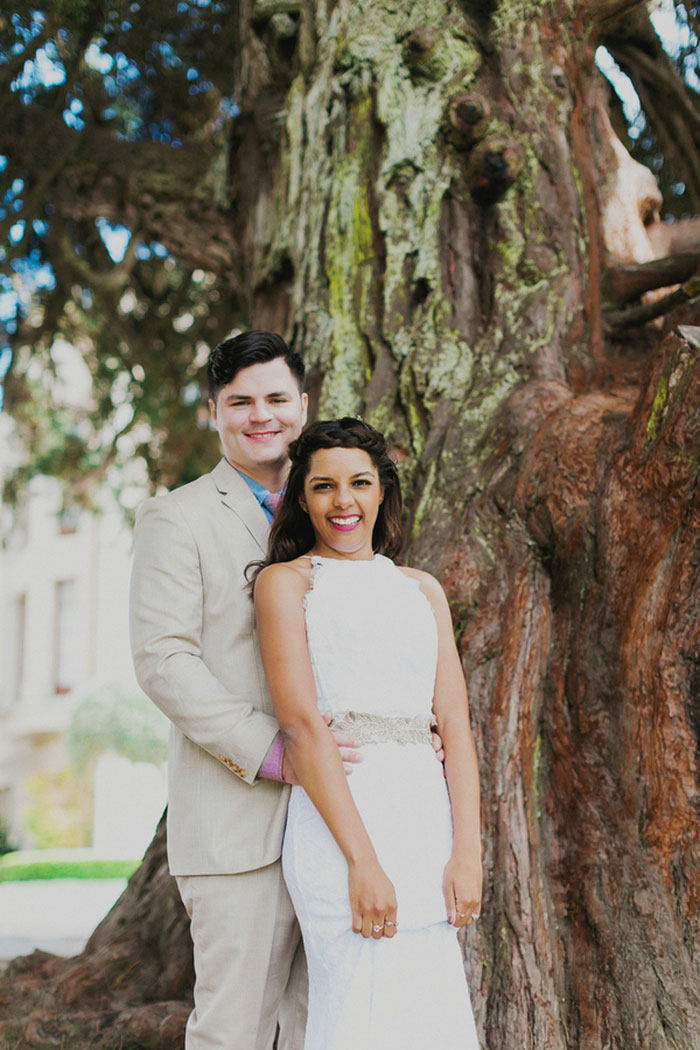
[0, 819, 193, 1049]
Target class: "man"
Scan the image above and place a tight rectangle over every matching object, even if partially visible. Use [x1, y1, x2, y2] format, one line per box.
[130, 331, 335, 1050]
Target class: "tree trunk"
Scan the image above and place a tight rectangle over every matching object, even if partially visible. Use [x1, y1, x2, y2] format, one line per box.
[2, 1, 699, 1048]
[0, 816, 194, 1048]
[230, 3, 700, 1046]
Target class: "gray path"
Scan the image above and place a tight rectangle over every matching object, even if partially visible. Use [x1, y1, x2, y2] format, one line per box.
[0, 878, 127, 964]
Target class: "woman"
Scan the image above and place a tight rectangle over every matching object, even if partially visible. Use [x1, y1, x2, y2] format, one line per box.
[253, 418, 482, 1050]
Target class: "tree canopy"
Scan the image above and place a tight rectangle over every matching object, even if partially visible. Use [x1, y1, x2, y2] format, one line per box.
[1, 0, 699, 501]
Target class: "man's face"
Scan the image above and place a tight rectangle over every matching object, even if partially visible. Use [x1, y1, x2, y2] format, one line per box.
[209, 358, 308, 484]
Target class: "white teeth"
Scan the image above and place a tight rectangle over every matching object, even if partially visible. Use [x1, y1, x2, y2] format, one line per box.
[330, 516, 360, 525]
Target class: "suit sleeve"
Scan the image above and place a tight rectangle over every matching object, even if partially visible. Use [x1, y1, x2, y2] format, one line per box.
[129, 495, 280, 785]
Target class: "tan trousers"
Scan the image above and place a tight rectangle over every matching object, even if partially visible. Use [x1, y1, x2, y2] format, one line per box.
[176, 862, 307, 1050]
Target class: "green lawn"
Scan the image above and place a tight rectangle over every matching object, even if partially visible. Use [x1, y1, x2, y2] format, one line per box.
[0, 849, 140, 882]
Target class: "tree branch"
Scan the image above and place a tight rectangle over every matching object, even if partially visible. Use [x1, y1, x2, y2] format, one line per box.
[56, 220, 143, 294]
[589, 0, 645, 29]
[604, 270, 700, 331]
[602, 5, 700, 212]
[614, 44, 700, 136]
[603, 251, 700, 305]
[1, 101, 242, 289]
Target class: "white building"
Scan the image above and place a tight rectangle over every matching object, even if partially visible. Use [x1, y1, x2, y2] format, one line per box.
[0, 467, 167, 856]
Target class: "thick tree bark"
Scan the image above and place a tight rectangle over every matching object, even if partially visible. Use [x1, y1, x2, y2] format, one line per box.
[0, 817, 193, 1048]
[224, 2, 700, 1046]
[2, 1, 699, 1048]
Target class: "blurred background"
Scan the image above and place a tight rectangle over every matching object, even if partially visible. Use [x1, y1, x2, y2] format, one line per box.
[0, 406, 169, 960]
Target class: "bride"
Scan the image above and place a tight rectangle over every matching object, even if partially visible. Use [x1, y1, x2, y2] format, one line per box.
[252, 418, 482, 1050]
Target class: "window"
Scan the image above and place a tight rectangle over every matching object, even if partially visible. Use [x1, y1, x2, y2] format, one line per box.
[6, 594, 26, 706]
[58, 504, 80, 535]
[54, 580, 79, 694]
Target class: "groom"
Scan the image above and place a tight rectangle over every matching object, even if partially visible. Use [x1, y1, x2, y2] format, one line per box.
[130, 331, 342, 1050]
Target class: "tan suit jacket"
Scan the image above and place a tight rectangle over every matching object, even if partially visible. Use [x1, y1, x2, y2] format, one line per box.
[130, 458, 290, 875]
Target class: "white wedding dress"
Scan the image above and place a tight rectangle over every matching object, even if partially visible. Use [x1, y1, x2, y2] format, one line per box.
[282, 555, 480, 1050]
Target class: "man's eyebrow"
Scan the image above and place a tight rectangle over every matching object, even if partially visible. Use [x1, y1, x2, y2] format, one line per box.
[224, 389, 292, 400]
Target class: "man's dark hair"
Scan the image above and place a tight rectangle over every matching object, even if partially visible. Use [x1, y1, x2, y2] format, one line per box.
[207, 330, 305, 401]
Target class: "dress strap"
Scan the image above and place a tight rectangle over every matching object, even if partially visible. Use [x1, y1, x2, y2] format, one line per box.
[302, 555, 322, 611]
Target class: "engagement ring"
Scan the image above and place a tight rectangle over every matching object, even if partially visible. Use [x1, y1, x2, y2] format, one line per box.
[372, 924, 383, 933]
[384, 920, 397, 927]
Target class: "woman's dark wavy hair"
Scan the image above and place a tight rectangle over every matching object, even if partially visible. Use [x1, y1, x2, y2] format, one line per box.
[249, 418, 403, 587]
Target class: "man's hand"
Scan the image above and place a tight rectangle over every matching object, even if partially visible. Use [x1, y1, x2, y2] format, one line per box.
[431, 726, 445, 764]
[325, 711, 364, 774]
[281, 711, 363, 785]
[280, 747, 299, 785]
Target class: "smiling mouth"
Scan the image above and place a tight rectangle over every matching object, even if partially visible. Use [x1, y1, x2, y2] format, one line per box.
[245, 430, 281, 439]
[329, 515, 361, 529]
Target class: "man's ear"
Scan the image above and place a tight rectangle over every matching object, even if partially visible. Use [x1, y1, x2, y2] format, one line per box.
[209, 397, 217, 425]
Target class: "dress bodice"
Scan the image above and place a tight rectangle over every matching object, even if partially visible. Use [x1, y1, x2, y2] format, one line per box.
[303, 554, 438, 721]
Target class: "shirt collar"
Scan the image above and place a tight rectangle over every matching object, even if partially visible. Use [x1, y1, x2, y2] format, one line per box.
[235, 468, 270, 507]
[233, 468, 285, 523]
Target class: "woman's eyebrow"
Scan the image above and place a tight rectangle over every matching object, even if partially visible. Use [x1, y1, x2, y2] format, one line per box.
[308, 471, 375, 481]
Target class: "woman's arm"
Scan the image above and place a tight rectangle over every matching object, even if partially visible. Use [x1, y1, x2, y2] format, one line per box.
[254, 563, 397, 939]
[410, 570, 483, 927]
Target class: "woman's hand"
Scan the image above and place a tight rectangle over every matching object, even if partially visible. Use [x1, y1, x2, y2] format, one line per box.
[443, 851, 482, 928]
[348, 856, 398, 939]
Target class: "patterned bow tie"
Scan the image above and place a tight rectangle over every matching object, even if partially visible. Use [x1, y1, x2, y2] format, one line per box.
[262, 491, 284, 518]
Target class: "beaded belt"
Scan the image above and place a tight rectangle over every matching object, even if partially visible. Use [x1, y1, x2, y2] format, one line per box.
[329, 711, 433, 745]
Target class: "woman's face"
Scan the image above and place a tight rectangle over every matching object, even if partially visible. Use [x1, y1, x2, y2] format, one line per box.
[302, 446, 383, 560]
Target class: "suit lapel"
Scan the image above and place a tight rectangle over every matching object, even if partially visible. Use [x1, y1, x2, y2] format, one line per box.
[211, 459, 269, 553]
